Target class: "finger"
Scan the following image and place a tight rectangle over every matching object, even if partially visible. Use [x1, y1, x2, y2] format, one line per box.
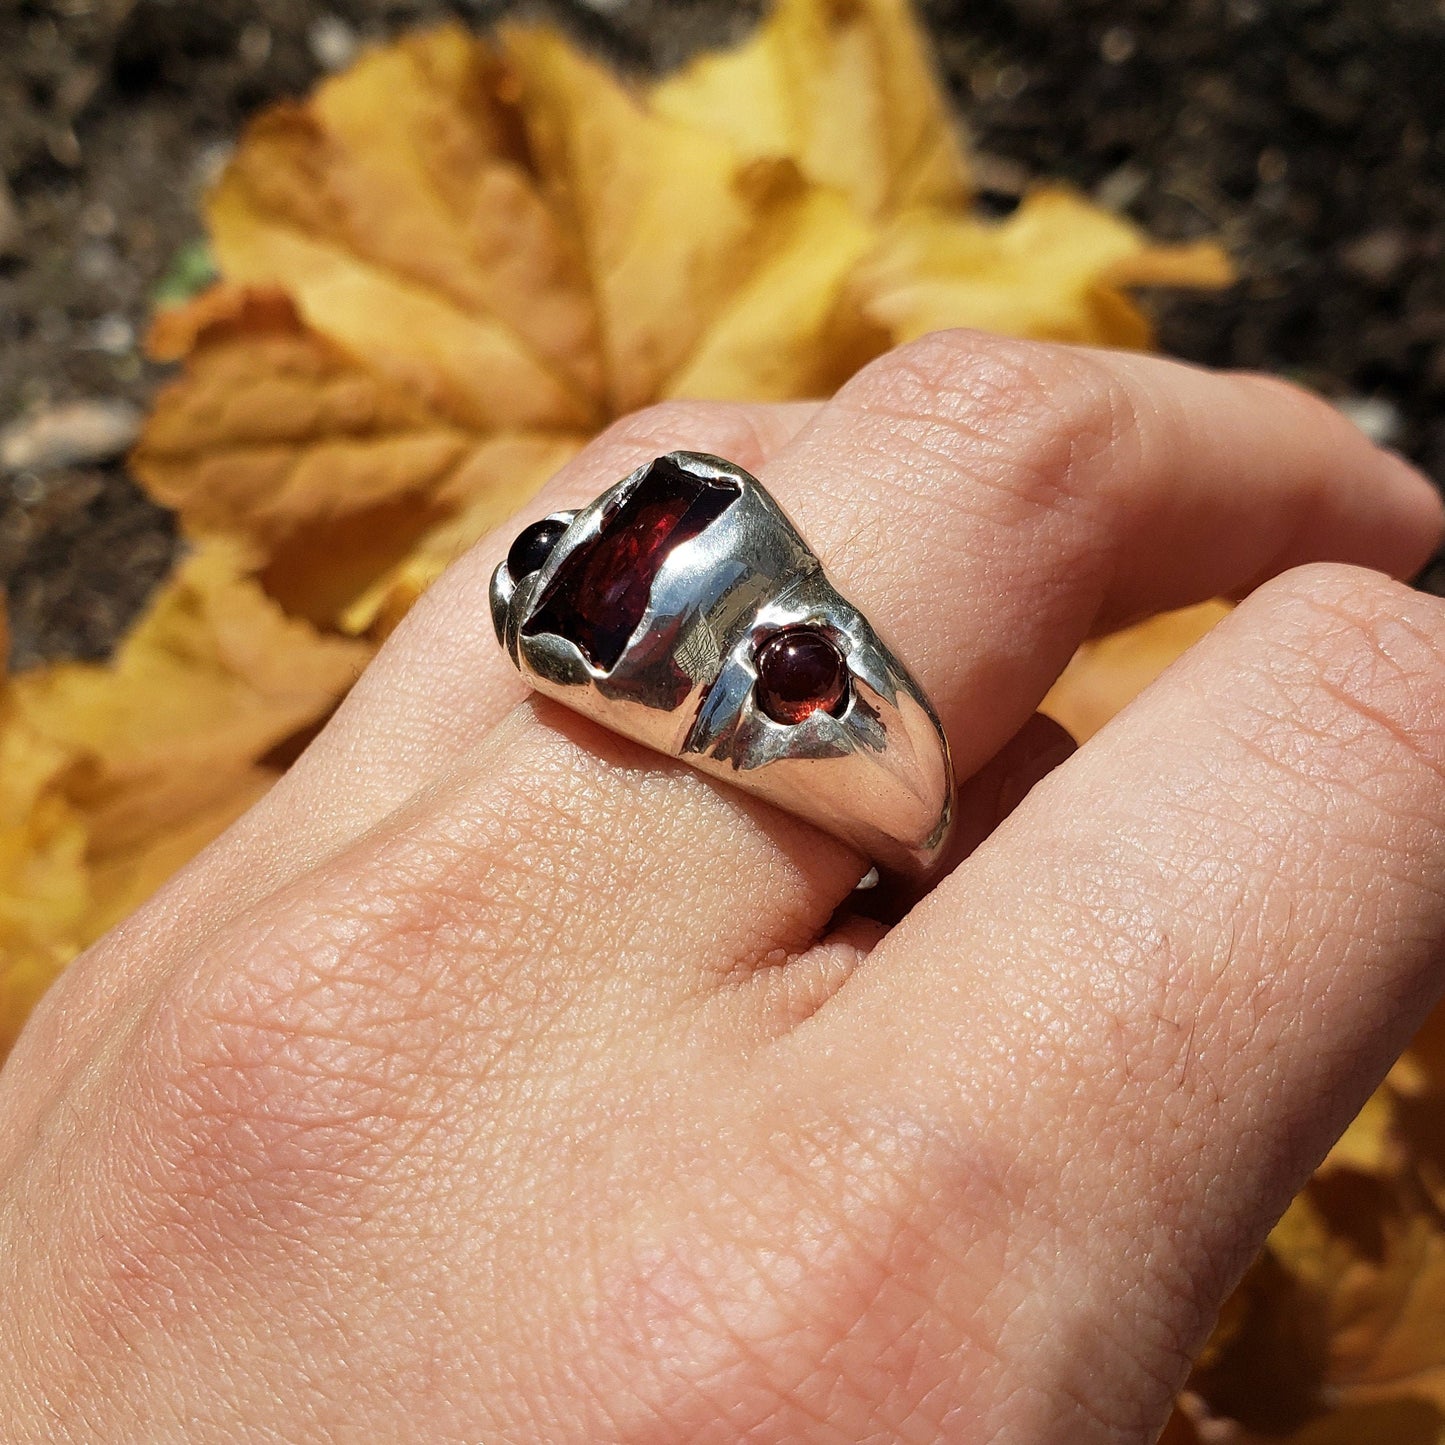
[55, 338, 1441, 1067]
[258, 333, 1439, 914]
[801, 563, 1445, 1440]
[228, 335, 1444, 902]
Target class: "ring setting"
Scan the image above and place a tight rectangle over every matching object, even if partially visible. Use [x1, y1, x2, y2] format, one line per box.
[491, 452, 953, 876]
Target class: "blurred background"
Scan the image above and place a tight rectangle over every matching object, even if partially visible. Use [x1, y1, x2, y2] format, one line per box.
[3, 0, 1444, 668]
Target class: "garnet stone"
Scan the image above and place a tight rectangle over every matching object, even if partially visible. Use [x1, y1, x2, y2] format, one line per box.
[524, 457, 738, 671]
[754, 628, 849, 725]
[507, 517, 569, 581]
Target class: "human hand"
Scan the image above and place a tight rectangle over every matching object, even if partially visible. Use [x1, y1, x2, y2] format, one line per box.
[4, 331, 1445, 1442]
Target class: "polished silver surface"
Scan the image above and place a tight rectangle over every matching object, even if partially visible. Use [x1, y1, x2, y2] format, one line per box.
[491, 451, 954, 876]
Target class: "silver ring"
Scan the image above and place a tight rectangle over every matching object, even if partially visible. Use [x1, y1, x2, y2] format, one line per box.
[491, 452, 954, 876]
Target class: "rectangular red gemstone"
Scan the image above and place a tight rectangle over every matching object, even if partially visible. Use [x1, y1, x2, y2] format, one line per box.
[525, 457, 738, 671]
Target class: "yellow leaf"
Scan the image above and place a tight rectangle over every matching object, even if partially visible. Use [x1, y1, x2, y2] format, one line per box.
[665, 181, 881, 402]
[139, 287, 471, 548]
[339, 429, 587, 639]
[503, 24, 817, 413]
[1327, 1214, 1445, 1408]
[208, 26, 601, 433]
[1196, 1401, 1445, 1445]
[1282, 1401, 1445, 1445]
[0, 742, 272, 1058]
[1323, 1088, 1400, 1177]
[853, 190, 1234, 349]
[11, 542, 369, 855]
[137, 287, 580, 634]
[1267, 1189, 1370, 1303]
[651, 0, 970, 216]
[1406, 998, 1445, 1089]
[0, 720, 91, 1055]
[1043, 600, 1233, 741]
[83, 769, 277, 941]
[1202, 1188, 1445, 1432]
[1390, 1004, 1445, 1217]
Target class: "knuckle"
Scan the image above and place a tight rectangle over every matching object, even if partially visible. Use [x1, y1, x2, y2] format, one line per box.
[1241, 562, 1445, 784]
[835, 329, 1142, 530]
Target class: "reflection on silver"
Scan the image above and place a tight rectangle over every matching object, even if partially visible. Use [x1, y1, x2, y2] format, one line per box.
[491, 451, 954, 876]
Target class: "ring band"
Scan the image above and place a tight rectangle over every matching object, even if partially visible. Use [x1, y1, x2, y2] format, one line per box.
[491, 452, 954, 876]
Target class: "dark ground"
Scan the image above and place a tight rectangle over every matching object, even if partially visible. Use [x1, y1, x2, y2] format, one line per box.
[4, 0, 1445, 667]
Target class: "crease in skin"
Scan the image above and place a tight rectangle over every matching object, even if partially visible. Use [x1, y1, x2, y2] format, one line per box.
[701, 929, 881, 1045]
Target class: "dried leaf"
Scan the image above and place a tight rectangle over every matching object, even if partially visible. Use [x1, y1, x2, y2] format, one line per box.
[650, 0, 971, 216]
[136, 287, 582, 635]
[138, 288, 473, 551]
[1323, 1087, 1401, 1177]
[1197, 1184, 1445, 1435]
[208, 25, 601, 432]
[1281, 1401, 1445, 1445]
[11, 542, 368, 855]
[338, 430, 587, 638]
[853, 190, 1234, 350]
[1278, 1186, 1445, 1411]
[502, 23, 823, 412]
[1158, 1409, 1203, 1445]
[664, 182, 881, 402]
[1198, 1400, 1445, 1445]
[0, 753, 272, 1057]
[1043, 601, 1233, 742]
[0, 713, 91, 1055]
[1406, 998, 1445, 1089]
[83, 769, 276, 941]
[1324, 1214, 1445, 1408]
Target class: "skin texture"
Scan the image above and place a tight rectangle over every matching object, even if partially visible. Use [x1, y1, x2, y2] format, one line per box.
[4, 330, 1445, 1442]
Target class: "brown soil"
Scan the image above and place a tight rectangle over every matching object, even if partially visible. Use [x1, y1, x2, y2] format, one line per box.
[4, 0, 1444, 667]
